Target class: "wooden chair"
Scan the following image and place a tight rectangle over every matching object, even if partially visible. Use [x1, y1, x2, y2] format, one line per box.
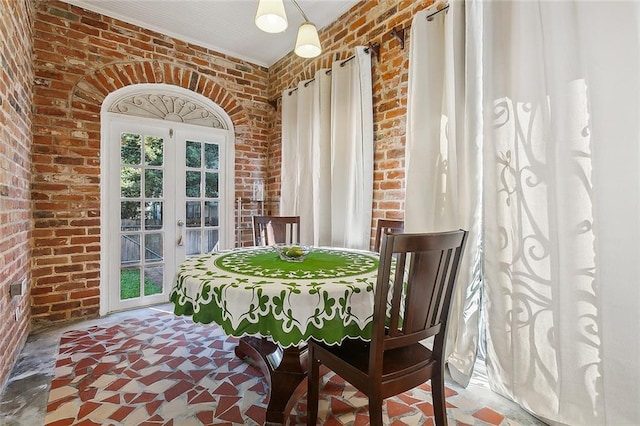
[252, 215, 300, 246]
[306, 229, 468, 426]
[373, 219, 404, 252]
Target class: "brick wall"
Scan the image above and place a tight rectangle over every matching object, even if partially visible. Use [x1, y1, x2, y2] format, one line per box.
[30, 1, 271, 324]
[0, 0, 34, 390]
[268, 0, 434, 246]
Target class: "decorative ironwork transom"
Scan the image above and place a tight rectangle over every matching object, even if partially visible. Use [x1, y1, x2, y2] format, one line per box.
[108, 93, 227, 129]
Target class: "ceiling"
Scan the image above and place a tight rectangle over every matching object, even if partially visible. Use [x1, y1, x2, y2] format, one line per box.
[61, 0, 361, 67]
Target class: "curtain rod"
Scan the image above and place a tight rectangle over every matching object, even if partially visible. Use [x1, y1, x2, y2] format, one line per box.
[282, 44, 378, 98]
[426, 4, 449, 21]
[340, 43, 379, 67]
[289, 44, 374, 96]
[286, 68, 333, 95]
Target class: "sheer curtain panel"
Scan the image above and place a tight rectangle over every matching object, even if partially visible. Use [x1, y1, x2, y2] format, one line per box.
[482, 1, 640, 424]
[406, 1, 640, 424]
[404, 1, 483, 387]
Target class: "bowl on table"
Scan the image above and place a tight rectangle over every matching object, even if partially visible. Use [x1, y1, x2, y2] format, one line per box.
[275, 245, 311, 262]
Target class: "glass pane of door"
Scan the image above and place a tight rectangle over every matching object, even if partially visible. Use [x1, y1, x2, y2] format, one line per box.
[119, 132, 166, 301]
[185, 139, 220, 255]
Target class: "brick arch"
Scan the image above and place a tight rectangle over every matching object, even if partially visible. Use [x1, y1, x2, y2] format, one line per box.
[71, 60, 249, 127]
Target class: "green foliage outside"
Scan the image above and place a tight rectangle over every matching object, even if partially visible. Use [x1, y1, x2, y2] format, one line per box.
[120, 134, 220, 221]
[120, 133, 164, 220]
[120, 269, 163, 299]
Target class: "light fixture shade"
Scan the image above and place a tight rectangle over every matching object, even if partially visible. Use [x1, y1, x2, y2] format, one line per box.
[255, 0, 288, 33]
[294, 22, 321, 58]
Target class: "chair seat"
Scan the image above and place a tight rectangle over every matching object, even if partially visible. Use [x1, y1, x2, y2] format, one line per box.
[312, 339, 436, 393]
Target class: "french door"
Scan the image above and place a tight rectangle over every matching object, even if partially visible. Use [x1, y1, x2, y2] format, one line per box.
[105, 116, 228, 312]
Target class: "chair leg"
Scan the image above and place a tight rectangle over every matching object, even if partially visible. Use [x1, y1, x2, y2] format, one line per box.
[306, 345, 320, 426]
[431, 372, 449, 426]
[368, 394, 384, 426]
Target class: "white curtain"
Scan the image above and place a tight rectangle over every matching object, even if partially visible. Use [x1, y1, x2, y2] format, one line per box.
[280, 80, 315, 244]
[281, 47, 373, 249]
[482, 1, 640, 424]
[296, 80, 315, 244]
[312, 70, 333, 246]
[404, 1, 483, 387]
[330, 47, 374, 250]
[408, 0, 640, 424]
[280, 88, 298, 218]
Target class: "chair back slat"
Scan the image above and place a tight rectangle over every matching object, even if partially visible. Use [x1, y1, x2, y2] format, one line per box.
[252, 215, 300, 246]
[374, 219, 404, 252]
[387, 253, 406, 338]
[370, 230, 468, 370]
[424, 250, 450, 332]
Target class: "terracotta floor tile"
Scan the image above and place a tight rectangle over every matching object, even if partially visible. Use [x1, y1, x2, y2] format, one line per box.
[215, 396, 243, 416]
[75, 418, 104, 426]
[167, 370, 192, 382]
[417, 400, 435, 416]
[195, 410, 215, 424]
[50, 377, 73, 390]
[191, 390, 216, 404]
[77, 401, 101, 419]
[104, 377, 130, 391]
[330, 395, 358, 416]
[100, 394, 120, 404]
[108, 405, 136, 422]
[187, 369, 211, 383]
[387, 399, 415, 418]
[212, 381, 240, 396]
[245, 403, 266, 423]
[131, 391, 159, 404]
[396, 392, 422, 406]
[163, 380, 193, 402]
[139, 370, 171, 386]
[46, 419, 76, 426]
[144, 400, 164, 416]
[473, 406, 506, 425]
[216, 404, 245, 423]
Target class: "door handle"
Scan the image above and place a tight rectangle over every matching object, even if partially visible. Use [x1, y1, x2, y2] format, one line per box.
[178, 220, 185, 227]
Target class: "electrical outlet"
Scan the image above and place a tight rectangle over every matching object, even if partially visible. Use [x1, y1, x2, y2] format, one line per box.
[10, 281, 22, 297]
[9, 278, 27, 298]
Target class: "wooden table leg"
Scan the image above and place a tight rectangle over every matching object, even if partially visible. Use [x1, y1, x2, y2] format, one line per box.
[235, 337, 308, 425]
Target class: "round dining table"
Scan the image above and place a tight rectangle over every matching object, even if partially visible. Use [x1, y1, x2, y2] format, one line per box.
[170, 245, 380, 425]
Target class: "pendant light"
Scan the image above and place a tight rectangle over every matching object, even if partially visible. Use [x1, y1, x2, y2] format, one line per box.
[294, 22, 321, 58]
[254, 0, 322, 58]
[255, 0, 288, 33]
[290, 0, 321, 58]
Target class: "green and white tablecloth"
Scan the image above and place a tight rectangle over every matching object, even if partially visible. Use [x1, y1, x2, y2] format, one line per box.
[170, 246, 379, 348]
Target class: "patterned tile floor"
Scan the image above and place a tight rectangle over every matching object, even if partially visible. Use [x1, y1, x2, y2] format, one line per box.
[0, 304, 547, 426]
